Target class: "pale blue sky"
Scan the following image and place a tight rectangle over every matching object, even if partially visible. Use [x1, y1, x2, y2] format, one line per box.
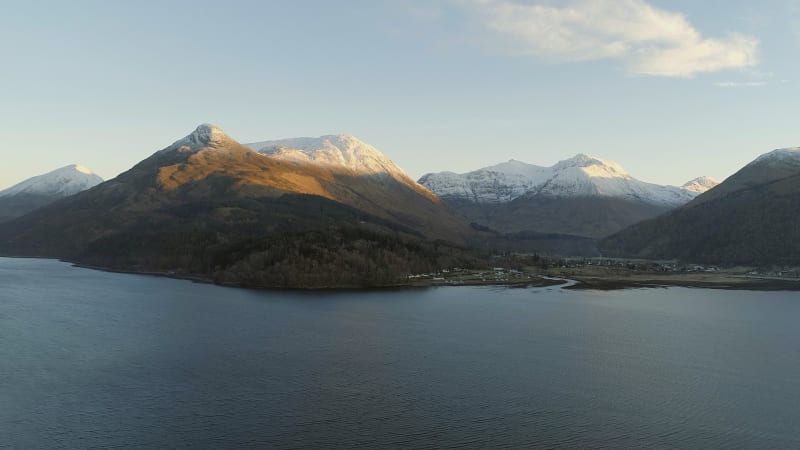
[1, 0, 798, 189]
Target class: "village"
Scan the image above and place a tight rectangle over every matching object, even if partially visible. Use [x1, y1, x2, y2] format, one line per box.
[406, 266, 547, 287]
[553, 257, 800, 279]
[405, 255, 800, 289]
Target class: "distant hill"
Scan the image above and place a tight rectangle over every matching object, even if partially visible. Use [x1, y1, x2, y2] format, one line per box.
[600, 147, 800, 265]
[0, 164, 102, 221]
[419, 155, 714, 240]
[0, 125, 477, 288]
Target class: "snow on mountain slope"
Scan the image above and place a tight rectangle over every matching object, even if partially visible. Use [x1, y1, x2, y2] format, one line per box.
[418, 162, 549, 203]
[0, 164, 103, 197]
[246, 134, 407, 177]
[419, 154, 706, 208]
[688, 146, 800, 207]
[751, 147, 800, 166]
[681, 176, 719, 193]
[162, 123, 239, 154]
[246, 134, 437, 200]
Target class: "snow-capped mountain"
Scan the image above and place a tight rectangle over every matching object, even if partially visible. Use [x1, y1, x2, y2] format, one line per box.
[0, 164, 103, 198]
[137, 124, 460, 239]
[752, 146, 800, 165]
[0, 124, 470, 274]
[247, 134, 408, 177]
[418, 159, 549, 203]
[419, 154, 711, 208]
[681, 176, 719, 193]
[0, 164, 103, 221]
[162, 123, 237, 154]
[245, 134, 438, 201]
[689, 146, 800, 207]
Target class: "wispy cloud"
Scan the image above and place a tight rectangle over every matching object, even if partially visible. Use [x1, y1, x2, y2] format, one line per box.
[714, 81, 767, 88]
[714, 70, 780, 88]
[460, 0, 760, 77]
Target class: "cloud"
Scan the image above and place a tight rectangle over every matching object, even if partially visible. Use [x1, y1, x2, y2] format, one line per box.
[714, 70, 778, 88]
[462, 0, 760, 77]
[714, 81, 767, 88]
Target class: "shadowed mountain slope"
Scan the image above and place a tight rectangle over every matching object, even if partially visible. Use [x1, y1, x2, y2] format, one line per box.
[420, 155, 714, 240]
[600, 147, 800, 265]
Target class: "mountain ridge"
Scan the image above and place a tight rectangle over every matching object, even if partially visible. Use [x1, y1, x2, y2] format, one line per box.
[418, 154, 715, 241]
[245, 134, 440, 204]
[600, 146, 800, 265]
[0, 124, 475, 287]
[419, 155, 713, 208]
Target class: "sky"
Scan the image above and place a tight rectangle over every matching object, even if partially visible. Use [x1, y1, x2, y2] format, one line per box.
[1, 0, 798, 189]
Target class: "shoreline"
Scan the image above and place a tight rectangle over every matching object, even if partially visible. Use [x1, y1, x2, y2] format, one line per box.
[4, 255, 799, 292]
[61, 263, 800, 292]
[68, 260, 568, 292]
[556, 273, 800, 291]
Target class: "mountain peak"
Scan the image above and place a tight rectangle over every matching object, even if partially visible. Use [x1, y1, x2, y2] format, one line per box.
[0, 164, 103, 198]
[71, 164, 94, 175]
[246, 134, 401, 176]
[320, 134, 366, 145]
[550, 154, 629, 180]
[244, 134, 439, 203]
[752, 147, 800, 165]
[681, 176, 719, 193]
[165, 123, 235, 153]
[247, 134, 369, 156]
[50, 164, 96, 176]
[185, 123, 227, 145]
[481, 159, 546, 178]
[552, 154, 628, 175]
[419, 153, 699, 207]
[690, 146, 800, 207]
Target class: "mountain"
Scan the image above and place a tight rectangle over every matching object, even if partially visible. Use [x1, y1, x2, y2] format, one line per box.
[420, 154, 709, 207]
[681, 176, 719, 193]
[245, 134, 430, 195]
[0, 164, 103, 221]
[0, 164, 102, 197]
[600, 147, 800, 265]
[0, 125, 476, 288]
[419, 155, 712, 240]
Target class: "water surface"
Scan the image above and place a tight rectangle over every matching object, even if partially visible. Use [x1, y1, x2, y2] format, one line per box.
[1, 258, 799, 448]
